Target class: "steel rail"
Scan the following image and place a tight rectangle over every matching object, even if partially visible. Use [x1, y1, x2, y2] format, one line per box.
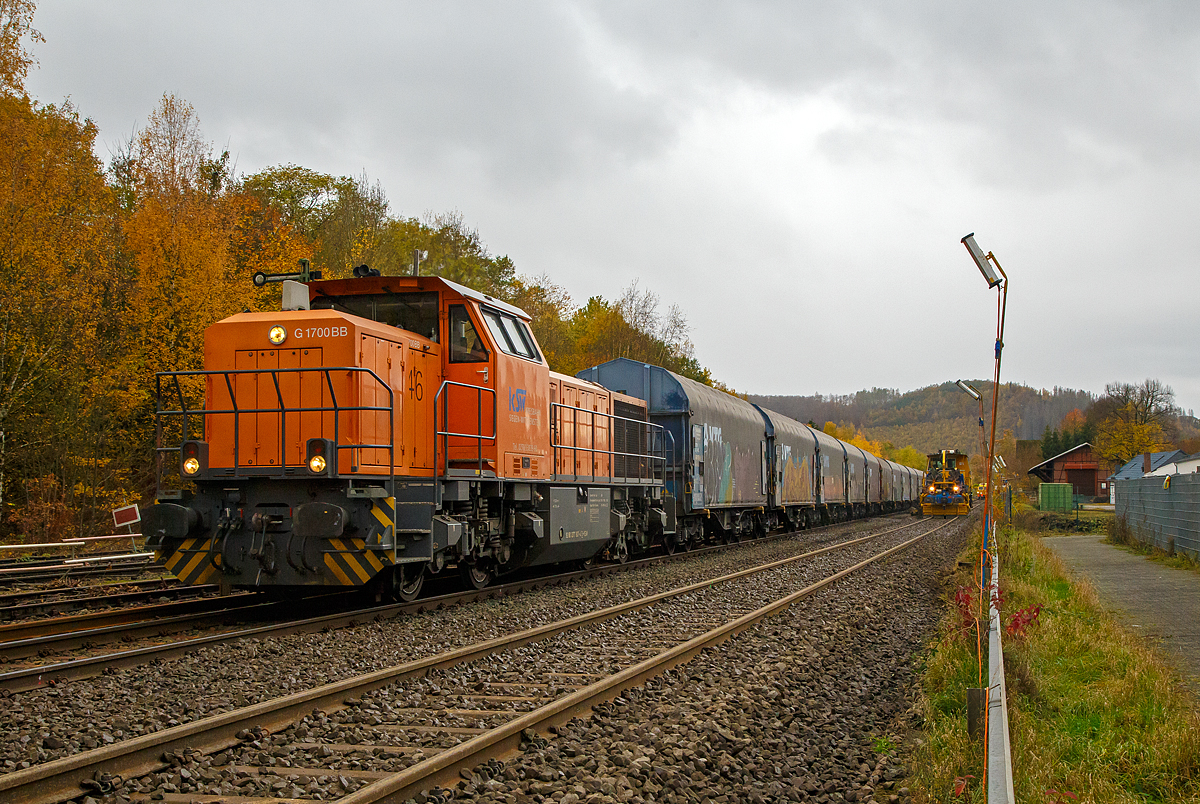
[0, 559, 164, 585]
[0, 591, 260, 643]
[0, 517, 942, 804]
[0, 515, 920, 692]
[0, 582, 210, 621]
[343, 520, 954, 804]
[0, 578, 189, 606]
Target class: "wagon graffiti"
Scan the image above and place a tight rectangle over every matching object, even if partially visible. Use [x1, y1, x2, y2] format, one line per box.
[699, 423, 764, 505]
[781, 450, 813, 503]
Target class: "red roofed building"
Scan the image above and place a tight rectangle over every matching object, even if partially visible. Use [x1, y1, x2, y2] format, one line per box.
[1027, 442, 1113, 499]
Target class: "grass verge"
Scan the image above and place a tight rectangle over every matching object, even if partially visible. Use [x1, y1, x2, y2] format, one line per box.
[1105, 515, 1200, 576]
[908, 526, 1200, 803]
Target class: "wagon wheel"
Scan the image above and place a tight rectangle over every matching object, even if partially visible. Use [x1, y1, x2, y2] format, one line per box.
[394, 564, 425, 603]
[663, 534, 678, 555]
[460, 562, 492, 590]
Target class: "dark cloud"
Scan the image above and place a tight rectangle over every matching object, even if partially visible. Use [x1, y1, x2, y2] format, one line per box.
[587, 2, 1200, 185]
[21, 1, 1200, 410]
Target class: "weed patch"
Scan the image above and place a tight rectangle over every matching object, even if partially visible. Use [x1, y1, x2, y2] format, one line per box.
[909, 527, 1200, 803]
[1106, 515, 1200, 575]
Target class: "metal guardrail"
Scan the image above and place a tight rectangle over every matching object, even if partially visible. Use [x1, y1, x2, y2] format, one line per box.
[1116, 473, 1200, 558]
[434, 380, 497, 477]
[154, 367, 396, 497]
[987, 544, 1015, 803]
[549, 402, 670, 484]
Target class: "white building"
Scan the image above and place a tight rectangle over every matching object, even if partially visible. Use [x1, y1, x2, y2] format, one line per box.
[1148, 452, 1200, 476]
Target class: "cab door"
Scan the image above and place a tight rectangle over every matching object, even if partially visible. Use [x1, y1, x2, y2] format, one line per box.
[442, 303, 495, 471]
[407, 342, 438, 470]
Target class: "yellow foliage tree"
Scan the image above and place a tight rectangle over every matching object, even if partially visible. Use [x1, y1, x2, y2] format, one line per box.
[1094, 411, 1169, 465]
[0, 0, 40, 96]
[0, 91, 112, 523]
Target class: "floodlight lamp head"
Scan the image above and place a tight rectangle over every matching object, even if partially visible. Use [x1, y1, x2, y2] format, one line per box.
[961, 233, 1002, 288]
[955, 379, 981, 400]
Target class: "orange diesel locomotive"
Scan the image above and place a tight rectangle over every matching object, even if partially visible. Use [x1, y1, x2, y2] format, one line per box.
[143, 275, 673, 601]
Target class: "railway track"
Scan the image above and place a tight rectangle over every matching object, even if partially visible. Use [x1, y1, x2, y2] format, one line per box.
[0, 515, 955, 804]
[0, 514, 911, 693]
[0, 581, 208, 622]
[0, 557, 165, 586]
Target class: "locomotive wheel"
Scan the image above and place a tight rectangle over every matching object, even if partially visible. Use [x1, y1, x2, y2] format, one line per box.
[663, 535, 678, 555]
[395, 564, 424, 603]
[460, 562, 492, 590]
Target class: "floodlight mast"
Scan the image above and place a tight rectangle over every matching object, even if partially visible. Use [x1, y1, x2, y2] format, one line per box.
[956, 380, 987, 475]
[962, 233, 1003, 288]
[960, 233, 1009, 716]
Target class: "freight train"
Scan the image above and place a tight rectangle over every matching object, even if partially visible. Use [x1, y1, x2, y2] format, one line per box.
[142, 273, 923, 601]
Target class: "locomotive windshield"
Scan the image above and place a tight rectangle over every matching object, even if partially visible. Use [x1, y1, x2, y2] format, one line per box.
[482, 308, 540, 361]
[311, 291, 440, 341]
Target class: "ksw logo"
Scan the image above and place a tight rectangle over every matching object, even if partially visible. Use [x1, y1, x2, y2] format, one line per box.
[508, 388, 527, 413]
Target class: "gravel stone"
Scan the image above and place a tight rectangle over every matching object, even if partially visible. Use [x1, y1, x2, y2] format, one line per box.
[6, 515, 965, 804]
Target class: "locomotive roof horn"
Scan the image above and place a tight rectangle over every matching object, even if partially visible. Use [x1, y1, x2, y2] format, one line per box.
[252, 258, 323, 287]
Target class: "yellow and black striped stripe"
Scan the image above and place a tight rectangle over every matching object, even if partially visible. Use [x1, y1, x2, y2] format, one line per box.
[160, 538, 221, 586]
[371, 496, 396, 532]
[323, 536, 391, 586]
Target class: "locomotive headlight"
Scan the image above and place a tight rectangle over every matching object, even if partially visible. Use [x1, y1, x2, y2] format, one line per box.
[929, 485, 936, 493]
[268, 325, 287, 345]
[182, 457, 201, 476]
[308, 455, 327, 473]
[953, 485, 960, 492]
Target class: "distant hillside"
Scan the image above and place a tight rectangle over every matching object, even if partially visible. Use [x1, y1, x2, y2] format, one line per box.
[748, 382, 1096, 456]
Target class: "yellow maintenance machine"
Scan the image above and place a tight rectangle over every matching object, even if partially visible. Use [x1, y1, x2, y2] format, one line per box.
[918, 449, 972, 516]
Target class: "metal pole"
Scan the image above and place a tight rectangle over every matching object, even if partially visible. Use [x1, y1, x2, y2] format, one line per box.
[982, 261, 1008, 592]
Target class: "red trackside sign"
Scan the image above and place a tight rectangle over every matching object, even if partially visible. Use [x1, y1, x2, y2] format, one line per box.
[112, 504, 141, 529]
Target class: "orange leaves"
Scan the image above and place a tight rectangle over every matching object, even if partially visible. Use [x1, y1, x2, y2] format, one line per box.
[1058, 407, 1087, 433]
[0, 0, 41, 96]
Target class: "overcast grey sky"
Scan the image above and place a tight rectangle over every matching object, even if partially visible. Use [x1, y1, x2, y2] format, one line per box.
[24, 2, 1200, 413]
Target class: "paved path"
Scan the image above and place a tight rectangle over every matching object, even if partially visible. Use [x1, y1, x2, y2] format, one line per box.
[1043, 534, 1200, 691]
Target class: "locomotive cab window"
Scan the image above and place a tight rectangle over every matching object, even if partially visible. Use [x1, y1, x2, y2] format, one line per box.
[481, 308, 541, 362]
[449, 305, 489, 363]
[311, 291, 440, 341]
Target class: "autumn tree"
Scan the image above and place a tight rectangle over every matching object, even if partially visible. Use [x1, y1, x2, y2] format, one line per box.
[0, 92, 112, 526]
[1095, 416, 1169, 465]
[886, 445, 926, 470]
[0, 0, 40, 96]
[1092, 379, 1178, 465]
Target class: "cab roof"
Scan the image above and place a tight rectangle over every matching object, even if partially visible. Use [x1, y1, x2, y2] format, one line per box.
[304, 274, 531, 321]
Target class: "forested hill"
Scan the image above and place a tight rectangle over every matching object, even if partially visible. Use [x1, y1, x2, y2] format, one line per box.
[747, 382, 1096, 456]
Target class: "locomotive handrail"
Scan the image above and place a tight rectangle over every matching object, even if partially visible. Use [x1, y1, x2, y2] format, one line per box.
[549, 402, 668, 485]
[154, 367, 395, 499]
[433, 379, 497, 482]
